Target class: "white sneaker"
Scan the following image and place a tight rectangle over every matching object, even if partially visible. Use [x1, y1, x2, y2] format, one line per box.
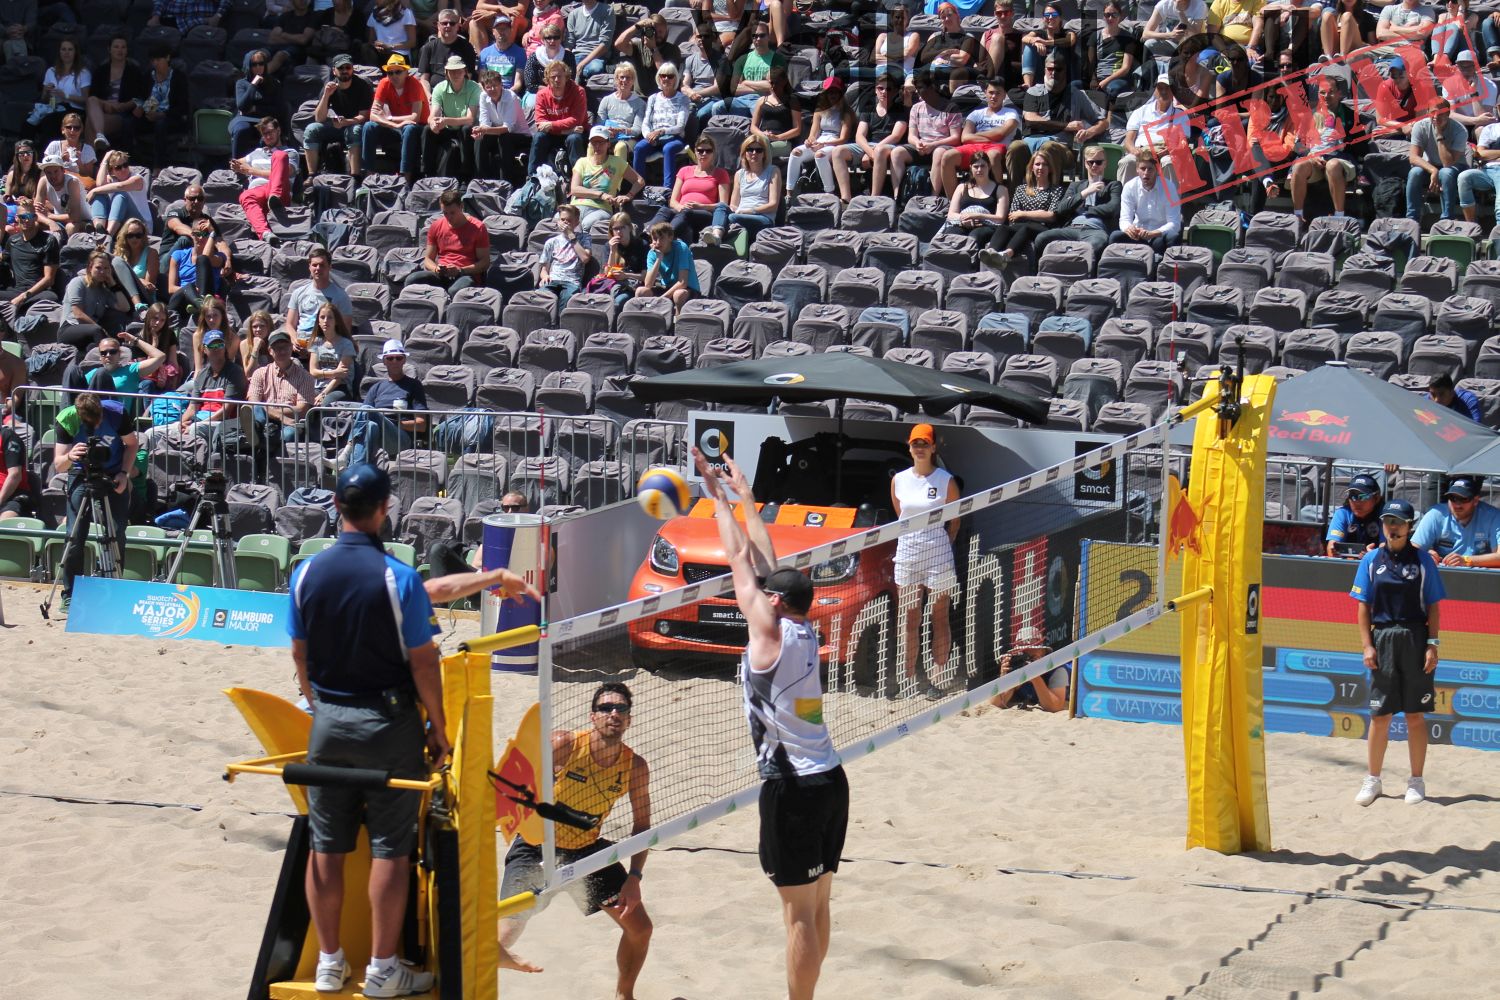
[363, 959, 434, 998]
[1405, 777, 1426, 804]
[314, 956, 350, 992]
[1354, 774, 1382, 807]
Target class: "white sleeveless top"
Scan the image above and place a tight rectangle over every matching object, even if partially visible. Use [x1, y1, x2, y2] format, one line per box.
[742, 617, 840, 780]
[892, 465, 955, 564]
[737, 166, 775, 214]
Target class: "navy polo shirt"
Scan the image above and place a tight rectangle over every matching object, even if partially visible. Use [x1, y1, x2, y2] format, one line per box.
[1350, 543, 1445, 626]
[1326, 504, 1382, 548]
[288, 531, 440, 697]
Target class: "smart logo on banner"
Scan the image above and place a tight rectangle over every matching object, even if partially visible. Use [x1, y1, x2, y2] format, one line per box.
[1073, 440, 1118, 504]
[65, 577, 291, 648]
[692, 416, 736, 474]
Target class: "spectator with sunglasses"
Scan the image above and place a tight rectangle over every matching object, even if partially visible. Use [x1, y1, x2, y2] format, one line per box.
[653, 135, 729, 244]
[1413, 476, 1500, 568]
[110, 220, 158, 313]
[695, 21, 784, 126]
[415, 8, 477, 87]
[166, 223, 228, 322]
[1034, 144, 1122, 258]
[44, 112, 97, 190]
[0, 198, 61, 332]
[521, 21, 576, 108]
[634, 62, 691, 186]
[1082, 1, 1140, 100]
[230, 49, 288, 160]
[136, 44, 189, 171]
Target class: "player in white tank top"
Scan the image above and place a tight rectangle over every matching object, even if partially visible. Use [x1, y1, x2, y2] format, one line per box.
[694, 444, 849, 1000]
[890, 423, 960, 701]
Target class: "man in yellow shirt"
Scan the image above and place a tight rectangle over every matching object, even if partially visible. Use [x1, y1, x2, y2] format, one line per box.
[498, 682, 653, 998]
[1210, 0, 1268, 53]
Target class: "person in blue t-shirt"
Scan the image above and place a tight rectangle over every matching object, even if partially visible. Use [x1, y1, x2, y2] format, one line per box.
[636, 221, 699, 312]
[1325, 472, 1384, 558]
[477, 15, 527, 94]
[1349, 499, 1446, 807]
[1412, 474, 1500, 568]
[1428, 373, 1483, 424]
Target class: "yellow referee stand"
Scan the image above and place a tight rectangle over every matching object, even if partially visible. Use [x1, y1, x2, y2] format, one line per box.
[225, 625, 541, 999]
[1169, 366, 1277, 855]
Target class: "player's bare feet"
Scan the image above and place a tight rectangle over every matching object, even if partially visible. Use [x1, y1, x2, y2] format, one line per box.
[498, 946, 541, 973]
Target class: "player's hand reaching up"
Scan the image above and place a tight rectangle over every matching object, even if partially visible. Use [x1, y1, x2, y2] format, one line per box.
[692, 447, 728, 503]
[722, 453, 754, 503]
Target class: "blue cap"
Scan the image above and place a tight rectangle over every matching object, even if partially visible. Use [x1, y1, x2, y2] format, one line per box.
[1445, 476, 1480, 500]
[1380, 499, 1416, 522]
[1346, 473, 1381, 500]
[336, 463, 391, 506]
[1197, 48, 1219, 68]
[1388, 56, 1405, 72]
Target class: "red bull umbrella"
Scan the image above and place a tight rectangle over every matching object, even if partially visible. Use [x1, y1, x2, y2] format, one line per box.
[1168, 363, 1496, 470]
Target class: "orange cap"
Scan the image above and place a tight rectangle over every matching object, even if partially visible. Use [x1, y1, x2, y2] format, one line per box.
[909, 423, 935, 444]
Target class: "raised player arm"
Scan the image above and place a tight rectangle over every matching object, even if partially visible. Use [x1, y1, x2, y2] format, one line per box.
[721, 452, 775, 576]
[695, 446, 780, 668]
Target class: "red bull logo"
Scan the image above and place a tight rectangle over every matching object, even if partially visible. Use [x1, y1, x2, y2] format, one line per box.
[1279, 409, 1348, 428]
[1270, 409, 1352, 445]
[1165, 474, 1203, 561]
[495, 740, 540, 841]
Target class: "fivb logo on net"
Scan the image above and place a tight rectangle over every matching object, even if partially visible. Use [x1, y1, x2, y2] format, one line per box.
[1139, 17, 1480, 207]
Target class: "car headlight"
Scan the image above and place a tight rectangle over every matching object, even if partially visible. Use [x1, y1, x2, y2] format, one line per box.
[649, 534, 680, 576]
[809, 553, 858, 585]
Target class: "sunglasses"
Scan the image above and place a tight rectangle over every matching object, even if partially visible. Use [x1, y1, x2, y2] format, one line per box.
[250, 60, 267, 67]
[746, 147, 765, 154]
[1447, 494, 1477, 503]
[126, 231, 145, 239]
[695, 147, 713, 154]
[389, 68, 407, 74]
[1347, 491, 1377, 501]
[186, 195, 204, 202]
[99, 348, 120, 356]
[593, 702, 631, 715]
[16, 213, 33, 221]
[544, 33, 561, 40]
[62, 124, 81, 131]
[1044, 11, 1060, 16]
[659, 72, 677, 79]
[1085, 158, 1104, 165]
[500, 502, 526, 511]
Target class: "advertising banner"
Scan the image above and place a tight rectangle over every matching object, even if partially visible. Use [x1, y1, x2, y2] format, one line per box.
[65, 576, 291, 648]
[1077, 543, 1500, 750]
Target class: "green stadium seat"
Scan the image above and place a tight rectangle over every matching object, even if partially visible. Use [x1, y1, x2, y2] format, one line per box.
[289, 536, 338, 572]
[43, 524, 104, 583]
[236, 534, 291, 592]
[386, 542, 417, 567]
[1423, 234, 1476, 275]
[0, 517, 46, 579]
[123, 525, 168, 581]
[1188, 222, 1238, 262]
[171, 530, 219, 588]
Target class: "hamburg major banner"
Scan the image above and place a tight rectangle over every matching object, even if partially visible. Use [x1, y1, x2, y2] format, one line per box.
[65, 577, 291, 648]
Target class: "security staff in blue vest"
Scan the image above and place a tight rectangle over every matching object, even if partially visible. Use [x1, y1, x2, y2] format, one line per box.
[288, 463, 448, 998]
[1349, 499, 1446, 809]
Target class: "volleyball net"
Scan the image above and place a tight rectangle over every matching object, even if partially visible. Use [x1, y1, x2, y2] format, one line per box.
[531, 424, 1177, 894]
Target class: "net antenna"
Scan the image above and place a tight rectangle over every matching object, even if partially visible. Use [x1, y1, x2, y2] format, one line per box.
[535, 427, 1176, 895]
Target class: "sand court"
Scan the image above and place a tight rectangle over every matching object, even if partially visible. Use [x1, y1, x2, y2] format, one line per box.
[4, 581, 1500, 999]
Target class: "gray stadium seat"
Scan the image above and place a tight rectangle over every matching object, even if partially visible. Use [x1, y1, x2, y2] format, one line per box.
[1216, 325, 1279, 374]
[1280, 328, 1341, 371]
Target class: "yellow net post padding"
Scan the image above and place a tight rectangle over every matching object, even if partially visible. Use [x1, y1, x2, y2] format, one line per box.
[1178, 372, 1276, 854]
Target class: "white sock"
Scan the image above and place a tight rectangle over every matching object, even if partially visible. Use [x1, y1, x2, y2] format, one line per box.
[1333, 211, 1345, 217]
[1293, 209, 1304, 218]
[320, 949, 344, 966]
[369, 955, 398, 973]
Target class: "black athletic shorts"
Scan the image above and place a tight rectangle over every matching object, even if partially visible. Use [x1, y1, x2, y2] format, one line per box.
[758, 766, 849, 888]
[501, 837, 629, 917]
[1371, 623, 1436, 717]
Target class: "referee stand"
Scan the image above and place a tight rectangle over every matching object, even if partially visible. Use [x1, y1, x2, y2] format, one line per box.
[224, 626, 540, 999]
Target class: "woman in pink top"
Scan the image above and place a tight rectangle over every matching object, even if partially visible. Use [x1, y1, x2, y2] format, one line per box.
[650, 133, 730, 244]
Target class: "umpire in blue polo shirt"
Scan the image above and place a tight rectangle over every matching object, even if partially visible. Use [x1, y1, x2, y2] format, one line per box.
[1348, 498, 1446, 810]
[289, 463, 445, 997]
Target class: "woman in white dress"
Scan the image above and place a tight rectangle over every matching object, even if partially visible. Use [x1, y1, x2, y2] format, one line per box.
[890, 422, 960, 700]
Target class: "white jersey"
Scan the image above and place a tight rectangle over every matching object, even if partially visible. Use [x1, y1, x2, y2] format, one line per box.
[743, 617, 841, 780]
[892, 465, 955, 563]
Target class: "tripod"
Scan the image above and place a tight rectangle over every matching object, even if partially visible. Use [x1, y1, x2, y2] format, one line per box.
[162, 487, 238, 589]
[40, 472, 124, 620]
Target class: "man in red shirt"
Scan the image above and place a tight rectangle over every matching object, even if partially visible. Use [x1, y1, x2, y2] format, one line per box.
[358, 54, 430, 185]
[1375, 56, 1421, 137]
[405, 189, 491, 293]
[527, 59, 588, 177]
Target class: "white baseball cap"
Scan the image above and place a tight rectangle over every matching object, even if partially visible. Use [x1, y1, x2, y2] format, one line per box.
[381, 338, 408, 357]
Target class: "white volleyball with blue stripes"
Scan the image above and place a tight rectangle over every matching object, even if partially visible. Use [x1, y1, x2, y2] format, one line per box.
[636, 467, 691, 520]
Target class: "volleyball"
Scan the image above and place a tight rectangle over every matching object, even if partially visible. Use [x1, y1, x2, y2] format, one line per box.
[636, 467, 692, 520]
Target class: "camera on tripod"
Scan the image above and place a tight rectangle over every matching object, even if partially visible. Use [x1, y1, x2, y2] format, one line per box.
[81, 435, 114, 480]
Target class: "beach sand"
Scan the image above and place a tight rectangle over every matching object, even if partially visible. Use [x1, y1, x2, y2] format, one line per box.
[4, 580, 1499, 1000]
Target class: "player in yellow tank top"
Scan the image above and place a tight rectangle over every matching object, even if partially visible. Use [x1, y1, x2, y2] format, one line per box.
[498, 682, 654, 1000]
[552, 728, 635, 850]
